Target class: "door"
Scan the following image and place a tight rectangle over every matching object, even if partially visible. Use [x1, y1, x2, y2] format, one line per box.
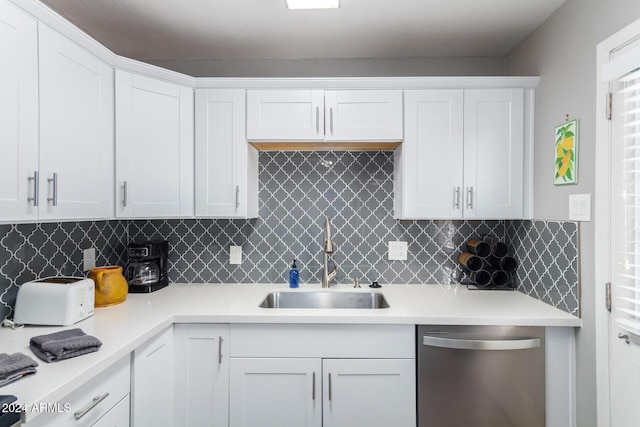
[463, 88, 524, 219]
[603, 36, 640, 427]
[322, 358, 415, 427]
[396, 90, 464, 219]
[0, 1, 38, 222]
[324, 90, 403, 141]
[229, 358, 322, 427]
[38, 24, 114, 220]
[115, 70, 194, 218]
[195, 89, 258, 218]
[133, 326, 174, 427]
[246, 90, 324, 141]
[174, 324, 229, 427]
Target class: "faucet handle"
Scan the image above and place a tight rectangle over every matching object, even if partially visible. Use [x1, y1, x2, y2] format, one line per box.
[352, 277, 361, 288]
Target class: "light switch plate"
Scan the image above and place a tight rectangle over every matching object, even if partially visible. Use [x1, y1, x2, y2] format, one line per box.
[83, 248, 96, 271]
[388, 241, 408, 261]
[569, 193, 592, 221]
[230, 245, 242, 264]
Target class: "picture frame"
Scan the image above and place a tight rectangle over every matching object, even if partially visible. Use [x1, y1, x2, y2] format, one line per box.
[554, 119, 578, 185]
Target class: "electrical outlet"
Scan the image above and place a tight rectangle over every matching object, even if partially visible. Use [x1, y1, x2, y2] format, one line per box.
[230, 245, 242, 265]
[83, 248, 96, 271]
[388, 241, 408, 261]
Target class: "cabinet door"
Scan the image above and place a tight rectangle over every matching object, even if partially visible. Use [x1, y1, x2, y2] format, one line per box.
[230, 358, 322, 427]
[0, 1, 38, 222]
[174, 324, 230, 427]
[133, 326, 174, 427]
[195, 89, 258, 218]
[324, 90, 403, 141]
[246, 90, 324, 141]
[322, 359, 416, 427]
[395, 90, 464, 219]
[463, 88, 524, 219]
[115, 70, 194, 218]
[38, 24, 114, 221]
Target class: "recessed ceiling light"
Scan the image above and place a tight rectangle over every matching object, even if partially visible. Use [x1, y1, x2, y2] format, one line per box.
[285, 0, 340, 10]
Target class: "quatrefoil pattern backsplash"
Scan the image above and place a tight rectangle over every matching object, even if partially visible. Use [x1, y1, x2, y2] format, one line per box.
[0, 151, 579, 321]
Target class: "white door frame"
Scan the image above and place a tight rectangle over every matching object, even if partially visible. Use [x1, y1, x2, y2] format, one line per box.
[594, 17, 640, 427]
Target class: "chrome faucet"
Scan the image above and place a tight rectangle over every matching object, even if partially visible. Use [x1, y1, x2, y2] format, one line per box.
[322, 217, 338, 288]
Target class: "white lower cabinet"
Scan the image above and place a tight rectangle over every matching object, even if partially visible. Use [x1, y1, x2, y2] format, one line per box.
[322, 359, 415, 427]
[229, 324, 415, 427]
[132, 326, 174, 427]
[229, 357, 414, 427]
[23, 355, 130, 427]
[174, 324, 230, 427]
[230, 358, 321, 427]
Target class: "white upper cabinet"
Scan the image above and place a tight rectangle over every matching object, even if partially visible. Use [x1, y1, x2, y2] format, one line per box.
[0, 1, 38, 222]
[246, 90, 402, 142]
[247, 90, 324, 141]
[395, 89, 464, 219]
[463, 88, 524, 219]
[115, 70, 194, 218]
[395, 88, 525, 220]
[38, 24, 114, 221]
[324, 90, 403, 141]
[195, 89, 258, 218]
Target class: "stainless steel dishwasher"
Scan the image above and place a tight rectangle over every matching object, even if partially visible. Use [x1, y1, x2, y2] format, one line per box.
[417, 325, 545, 427]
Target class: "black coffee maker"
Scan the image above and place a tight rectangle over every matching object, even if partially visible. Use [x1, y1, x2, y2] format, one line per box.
[124, 240, 169, 293]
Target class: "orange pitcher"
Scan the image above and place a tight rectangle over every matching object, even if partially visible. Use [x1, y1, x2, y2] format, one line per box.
[90, 266, 128, 307]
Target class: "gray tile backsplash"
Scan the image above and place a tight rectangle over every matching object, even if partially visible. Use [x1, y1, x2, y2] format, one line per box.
[0, 151, 579, 320]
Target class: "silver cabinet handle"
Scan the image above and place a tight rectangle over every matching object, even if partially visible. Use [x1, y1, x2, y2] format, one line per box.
[122, 181, 128, 207]
[328, 373, 332, 401]
[312, 372, 316, 400]
[453, 186, 460, 210]
[330, 107, 334, 134]
[466, 186, 473, 209]
[423, 335, 540, 351]
[73, 392, 109, 420]
[47, 173, 58, 206]
[235, 185, 240, 209]
[218, 336, 223, 364]
[28, 171, 39, 207]
[316, 106, 320, 134]
[618, 333, 630, 345]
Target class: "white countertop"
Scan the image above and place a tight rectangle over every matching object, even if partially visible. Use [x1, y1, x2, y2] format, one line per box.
[0, 282, 580, 422]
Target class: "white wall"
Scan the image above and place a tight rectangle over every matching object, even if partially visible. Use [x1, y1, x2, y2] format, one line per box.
[146, 56, 505, 77]
[505, 1, 640, 425]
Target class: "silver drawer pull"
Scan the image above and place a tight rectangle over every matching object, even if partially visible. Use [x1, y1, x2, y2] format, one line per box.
[312, 372, 316, 400]
[218, 336, 224, 364]
[73, 392, 109, 420]
[47, 173, 58, 206]
[423, 335, 540, 351]
[28, 171, 39, 207]
[122, 181, 128, 207]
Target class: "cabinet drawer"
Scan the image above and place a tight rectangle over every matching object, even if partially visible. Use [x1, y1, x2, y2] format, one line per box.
[230, 324, 414, 358]
[24, 355, 130, 427]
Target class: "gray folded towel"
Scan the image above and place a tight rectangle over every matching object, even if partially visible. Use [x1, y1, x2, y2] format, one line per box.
[0, 353, 38, 387]
[30, 328, 102, 363]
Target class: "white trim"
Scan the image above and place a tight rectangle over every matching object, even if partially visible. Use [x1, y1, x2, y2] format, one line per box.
[595, 16, 640, 427]
[195, 76, 540, 90]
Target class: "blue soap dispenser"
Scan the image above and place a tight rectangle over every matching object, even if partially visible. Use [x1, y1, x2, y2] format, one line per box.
[289, 259, 299, 288]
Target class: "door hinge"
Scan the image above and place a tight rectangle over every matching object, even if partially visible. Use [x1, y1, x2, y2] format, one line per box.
[606, 92, 613, 120]
[606, 282, 612, 311]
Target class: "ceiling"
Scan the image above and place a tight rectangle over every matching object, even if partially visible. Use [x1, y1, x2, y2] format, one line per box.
[40, 0, 566, 62]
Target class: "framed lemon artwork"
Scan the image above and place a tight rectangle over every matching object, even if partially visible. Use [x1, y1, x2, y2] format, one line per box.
[554, 119, 578, 185]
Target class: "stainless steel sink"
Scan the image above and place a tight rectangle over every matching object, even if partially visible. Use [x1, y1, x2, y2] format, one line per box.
[258, 291, 390, 309]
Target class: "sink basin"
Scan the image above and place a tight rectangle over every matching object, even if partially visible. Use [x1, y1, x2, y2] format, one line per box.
[258, 291, 390, 309]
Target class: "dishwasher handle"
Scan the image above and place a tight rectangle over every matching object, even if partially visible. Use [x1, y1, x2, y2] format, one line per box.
[422, 334, 540, 351]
